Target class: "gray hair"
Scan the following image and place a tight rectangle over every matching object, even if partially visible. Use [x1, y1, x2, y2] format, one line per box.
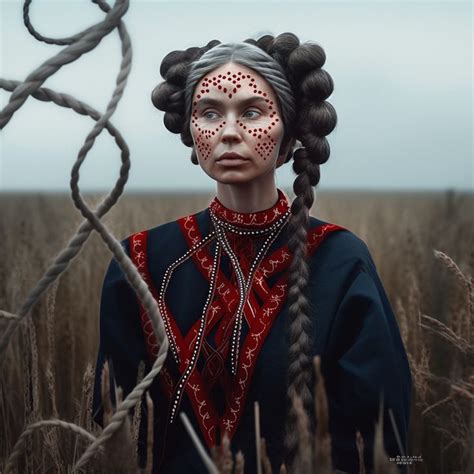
[184, 42, 296, 138]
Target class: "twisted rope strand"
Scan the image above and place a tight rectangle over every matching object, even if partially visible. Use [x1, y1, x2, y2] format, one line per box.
[0, 0, 131, 361]
[1, 1, 171, 471]
[4, 419, 97, 474]
[23, 0, 110, 46]
[0, 0, 128, 129]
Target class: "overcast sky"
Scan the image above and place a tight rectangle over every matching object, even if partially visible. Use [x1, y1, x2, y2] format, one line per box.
[0, 0, 472, 192]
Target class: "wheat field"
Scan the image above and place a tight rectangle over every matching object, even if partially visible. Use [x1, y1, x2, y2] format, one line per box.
[0, 189, 472, 473]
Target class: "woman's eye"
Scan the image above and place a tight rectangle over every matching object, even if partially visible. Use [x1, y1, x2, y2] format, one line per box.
[243, 110, 260, 119]
[203, 111, 219, 120]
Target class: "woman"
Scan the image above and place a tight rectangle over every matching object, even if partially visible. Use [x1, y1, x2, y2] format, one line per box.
[93, 32, 412, 473]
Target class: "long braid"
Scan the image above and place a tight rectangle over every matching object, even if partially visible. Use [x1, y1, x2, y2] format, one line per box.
[256, 34, 337, 469]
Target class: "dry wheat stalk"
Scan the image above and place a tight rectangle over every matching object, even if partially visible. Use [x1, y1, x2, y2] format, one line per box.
[407, 345, 431, 408]
[434, 250, 473, 342]
[99, 386, 140, 474]
[420, 314, 472, 355]
[0, 310, 20, 320]
[145, 391, 154, 474]
[43, 425, 62, 473]
[422, 394, 452, 417]
[43, 284, 61, 471]
[292, 395, 312, 473]
[235, 450, 245, 474]
[355, 430, 365, 474]
[260, 438, 273, 474]
[451, 381, 474, 400]
[255, 401, 262, 474]
[78, 363, 95, 432]
[180, 412, 219, 474]
[20, 323, 33, 474]
[132, 360, 146, 448]
[101, 360, 113, 427]
[313, 356, 332, 474]
[28, 318, 39, 416]
[373, 398, 397, 474]
[45, 279, 59, 418]
[220, 432, 233, 474]
[395, 298, 409, 349]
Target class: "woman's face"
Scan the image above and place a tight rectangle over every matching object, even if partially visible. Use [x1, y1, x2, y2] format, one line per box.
[189, 62, 287, 185]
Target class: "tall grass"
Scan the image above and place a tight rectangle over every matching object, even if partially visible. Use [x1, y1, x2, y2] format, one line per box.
[0, 190, 472, 472]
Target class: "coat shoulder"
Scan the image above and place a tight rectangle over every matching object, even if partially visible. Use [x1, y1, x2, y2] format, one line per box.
[308, 216, 373, 270]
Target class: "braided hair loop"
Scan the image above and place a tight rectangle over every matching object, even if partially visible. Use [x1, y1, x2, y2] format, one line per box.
[151, 40, 220, 149]
[252, 33, 337, 469]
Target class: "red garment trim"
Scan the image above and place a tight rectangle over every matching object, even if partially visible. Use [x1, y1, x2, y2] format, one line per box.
[209, 188, 290, 229]
[176, 215, 346, 442]
[129, 231, 220, 447]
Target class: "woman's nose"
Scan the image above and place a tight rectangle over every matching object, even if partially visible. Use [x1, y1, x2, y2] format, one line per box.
[221, 118, 242, 144]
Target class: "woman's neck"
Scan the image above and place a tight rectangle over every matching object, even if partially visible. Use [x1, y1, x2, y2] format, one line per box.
[215, 175, 279, 213]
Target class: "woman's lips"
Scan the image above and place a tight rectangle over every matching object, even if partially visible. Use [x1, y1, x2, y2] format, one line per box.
[215, 152, 250, 166]
[216, 158, 249, 166]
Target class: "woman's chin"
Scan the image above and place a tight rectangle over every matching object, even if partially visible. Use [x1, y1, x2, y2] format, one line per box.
[211, 171, 255, 185]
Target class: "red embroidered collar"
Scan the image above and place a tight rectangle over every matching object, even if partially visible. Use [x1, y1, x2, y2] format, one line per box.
[208, 188, 290, 229]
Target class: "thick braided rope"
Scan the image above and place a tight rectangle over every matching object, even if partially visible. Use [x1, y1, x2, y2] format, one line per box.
[0, 79, 127, 141]
[0, 0, 131, 361]
[0, 0, 129, 129]
[4, 419, 97, 474]
[1, 0, 170, 471]
[23, 0, 106, 46]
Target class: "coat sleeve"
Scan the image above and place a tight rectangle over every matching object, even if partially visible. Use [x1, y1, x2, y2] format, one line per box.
[323, 253, 412, 474]
[92, 238, 149, 428]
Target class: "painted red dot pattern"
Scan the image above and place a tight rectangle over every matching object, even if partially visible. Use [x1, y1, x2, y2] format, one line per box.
[191, 69, 281, 161]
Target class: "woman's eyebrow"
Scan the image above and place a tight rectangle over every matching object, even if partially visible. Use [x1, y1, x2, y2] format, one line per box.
[195, 96, 268, 108]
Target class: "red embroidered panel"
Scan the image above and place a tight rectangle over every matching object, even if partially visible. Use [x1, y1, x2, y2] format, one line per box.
[129, 217, 346, 448]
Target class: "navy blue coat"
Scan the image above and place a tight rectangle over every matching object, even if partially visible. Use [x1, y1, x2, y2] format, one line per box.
[92, 208, 412, 474]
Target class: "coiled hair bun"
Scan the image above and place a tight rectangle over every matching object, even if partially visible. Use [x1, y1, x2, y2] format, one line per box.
[151, 40, 220, 138]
